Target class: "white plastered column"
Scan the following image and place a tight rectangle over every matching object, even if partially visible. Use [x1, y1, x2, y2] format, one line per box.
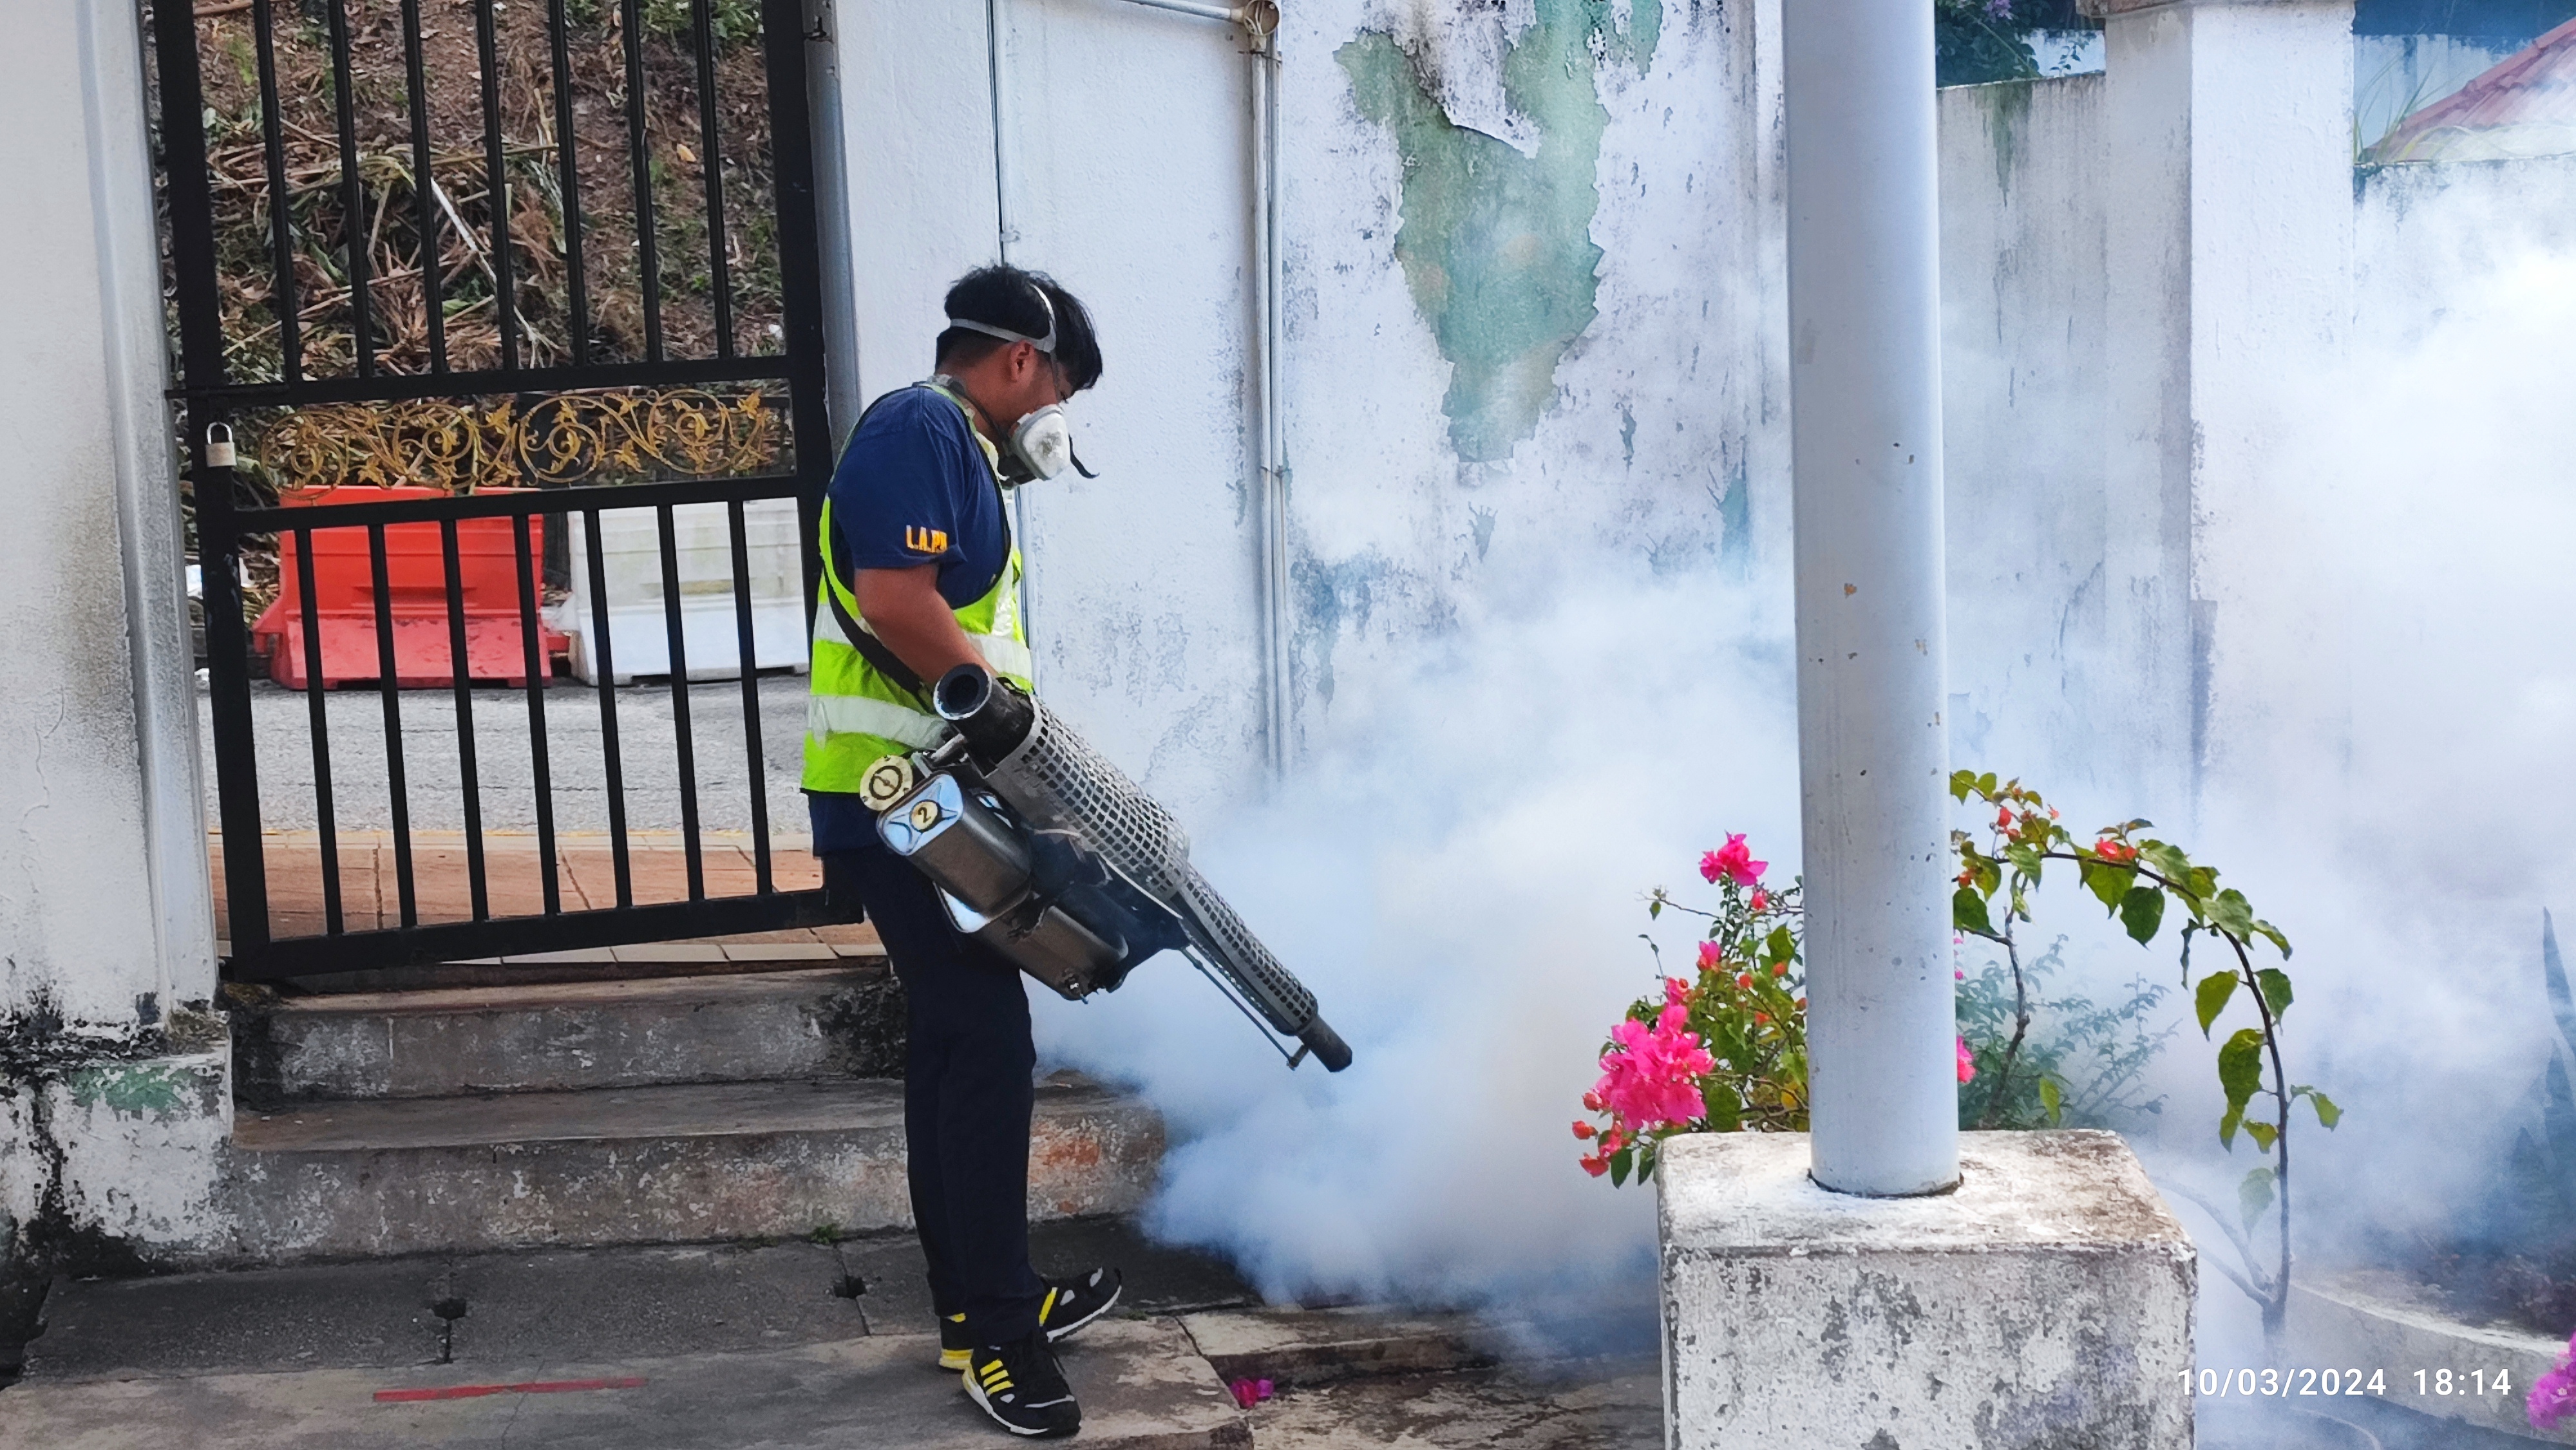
[2091, 0, 2357, 819]
[1, 0, 217, 1029]
[0, 0, 229, 1264]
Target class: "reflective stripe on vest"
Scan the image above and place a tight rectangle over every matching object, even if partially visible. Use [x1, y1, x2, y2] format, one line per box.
[800, 382, 1033, 795]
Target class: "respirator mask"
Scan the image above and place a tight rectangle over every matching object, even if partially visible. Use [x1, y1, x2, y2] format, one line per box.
[947, 285, 1095, 487]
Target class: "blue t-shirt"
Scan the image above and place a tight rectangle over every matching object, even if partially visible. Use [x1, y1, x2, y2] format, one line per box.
[808, 385, 1012, 856]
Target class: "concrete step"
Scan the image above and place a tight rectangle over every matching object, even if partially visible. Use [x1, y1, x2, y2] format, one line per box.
[217, 1074, 1160, 1261]
[233, 966, 904, 1103]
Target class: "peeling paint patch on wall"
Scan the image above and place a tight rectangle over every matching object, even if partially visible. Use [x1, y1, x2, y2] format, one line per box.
[1338, 1, 1661, 463]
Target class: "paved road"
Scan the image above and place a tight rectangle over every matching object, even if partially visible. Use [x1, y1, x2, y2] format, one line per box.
[198, 673, 813, 836]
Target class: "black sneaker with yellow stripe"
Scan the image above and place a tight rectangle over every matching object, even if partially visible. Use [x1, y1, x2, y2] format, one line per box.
[963, 1329, 1081, 1438]
[938, 1311, 973, 1373]
[1039, 1267, 1122, 1344]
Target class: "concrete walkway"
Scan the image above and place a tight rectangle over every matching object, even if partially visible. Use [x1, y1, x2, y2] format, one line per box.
[0, 1223, 1663, 1449]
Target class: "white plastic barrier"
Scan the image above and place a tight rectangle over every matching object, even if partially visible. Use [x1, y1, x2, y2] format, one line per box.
[564, 499, 809, 684]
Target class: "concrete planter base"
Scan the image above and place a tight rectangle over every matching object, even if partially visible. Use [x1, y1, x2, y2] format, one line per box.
[1657, 1129, 2195, 1449]
[2289, 1266, 2575, 1444]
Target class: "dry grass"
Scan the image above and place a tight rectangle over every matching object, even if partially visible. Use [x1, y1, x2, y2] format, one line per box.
[171, 0, 782, 386]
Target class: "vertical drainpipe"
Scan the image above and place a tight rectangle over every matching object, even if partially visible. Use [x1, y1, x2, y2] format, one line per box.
[1783, 0, 1960, 1196]
[987, 0, 1036, 687]
[1246, 7, 1290, 780]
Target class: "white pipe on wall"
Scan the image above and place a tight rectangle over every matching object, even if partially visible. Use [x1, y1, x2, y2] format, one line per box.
[1783, 0, 1960, 1197]
[1248, 20, 1289, 778]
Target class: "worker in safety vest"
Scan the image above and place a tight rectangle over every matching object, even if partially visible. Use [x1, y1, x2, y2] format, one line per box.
[803, 265, 1110, 1440]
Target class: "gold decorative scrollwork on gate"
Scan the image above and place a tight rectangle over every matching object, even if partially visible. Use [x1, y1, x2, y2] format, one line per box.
[249, 388, 782, 495]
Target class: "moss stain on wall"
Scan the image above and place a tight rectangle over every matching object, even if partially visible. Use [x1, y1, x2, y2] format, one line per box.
[1339, 2, 1660, 464]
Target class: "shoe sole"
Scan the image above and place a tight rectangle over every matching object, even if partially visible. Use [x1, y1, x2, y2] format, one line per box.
[1043, 1281, 1122, 1345]
[938, 1348, 971, 1372]
[962, 1369, 1080, 1438]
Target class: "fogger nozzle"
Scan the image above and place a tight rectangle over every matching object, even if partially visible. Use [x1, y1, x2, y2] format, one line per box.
[936, 663, 1036, 764]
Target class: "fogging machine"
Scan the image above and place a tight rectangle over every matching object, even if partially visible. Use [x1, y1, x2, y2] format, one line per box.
[862, 664, 1352, 1073]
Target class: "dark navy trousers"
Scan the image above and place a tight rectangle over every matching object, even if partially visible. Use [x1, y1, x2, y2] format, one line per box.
[825, 848, 1046, 1345]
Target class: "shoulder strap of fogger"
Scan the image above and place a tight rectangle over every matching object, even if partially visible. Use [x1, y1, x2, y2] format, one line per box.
[823, 382, 1018, 699]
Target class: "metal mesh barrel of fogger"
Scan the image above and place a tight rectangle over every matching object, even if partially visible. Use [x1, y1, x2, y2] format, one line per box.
[987, 701, 1322, 1034]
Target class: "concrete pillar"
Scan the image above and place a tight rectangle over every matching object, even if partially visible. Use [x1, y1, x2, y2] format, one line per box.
[1660, 1132, 2196, 1447]
[0, 1, 216, 1030]
[1783, 0, 1960, 1198]
[1, 0, 229, 1268]
[2089, 0, 2356, 815]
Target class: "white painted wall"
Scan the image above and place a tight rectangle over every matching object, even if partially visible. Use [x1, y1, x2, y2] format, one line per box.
[1937, 74, 2110, 784]
[1935, 12, 2576, 831]
[0, 0, 215, 1028]
[823, 0, 1786, 824]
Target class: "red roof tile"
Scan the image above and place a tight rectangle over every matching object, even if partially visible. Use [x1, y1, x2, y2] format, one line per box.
[2369, 16, 2576, 164]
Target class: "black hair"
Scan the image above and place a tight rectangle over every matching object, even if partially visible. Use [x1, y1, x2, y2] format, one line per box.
[935, 264, 1103, 394]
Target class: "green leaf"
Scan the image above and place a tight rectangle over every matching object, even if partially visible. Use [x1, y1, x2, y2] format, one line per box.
[1976, 771, 1998, 796]
[1953, 887, 1994, 936]
[1766, 925, 1797, 966]
[2218, 1028, 2266, 1115]
[2083, 859, 2137, 914]
[1950, 769, 1977, 802]
[2306, 1089, 2342, 1129]
[2120, 886, 2166, 945]
[2254, 920, 2291, 959]
[2038, 1075, 2063, 1125]
[2239, 1166, 2276, 1228]
[2210, 889, 2257, 939]
[2005, 843, 2047, 883]
[2255, 968, 2294, 1022]
[2195, 970, 2240, 1037]
[2219, 1103, 2242, 1149]
[1648, 899, 1662, 919]
[1610, 1147, 1634, 1188]
[2140, 842, 2194, 885]
[2245, 1120, 2278, 1151]
[1705, 1082, 1743, 1133]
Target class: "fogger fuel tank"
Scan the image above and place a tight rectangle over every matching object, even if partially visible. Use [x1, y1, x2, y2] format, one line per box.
[867, 665, 1352, 1073]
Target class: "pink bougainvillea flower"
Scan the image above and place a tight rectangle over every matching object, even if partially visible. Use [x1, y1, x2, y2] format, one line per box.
[2533, 1335, 2576, 1430]
[1696, 940, 1725, 972]
[1736, 974, 1754, 991]
[1593, 1005, 1717, 1133]
[1572, 1120, 1595, 1140]
[1750, 888, 1770, 911]
[1956, 1035, 1978, 1084]
[1665, 976, 1693, 1008]
[1702, 834, 1767, 887]
[1580, 1154, 1609, 1178]
[1229, 1378, 1276, 1409]
[1996, 807, 2013, 830]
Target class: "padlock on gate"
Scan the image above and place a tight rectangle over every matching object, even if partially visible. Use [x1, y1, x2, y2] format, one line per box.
[204, 422, 236, 469]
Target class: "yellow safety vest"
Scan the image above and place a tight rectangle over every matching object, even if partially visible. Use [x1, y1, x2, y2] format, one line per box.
[801, 383, 1034, 793]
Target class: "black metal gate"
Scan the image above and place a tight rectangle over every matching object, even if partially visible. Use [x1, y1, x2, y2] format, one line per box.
[153, 0, 839, 980]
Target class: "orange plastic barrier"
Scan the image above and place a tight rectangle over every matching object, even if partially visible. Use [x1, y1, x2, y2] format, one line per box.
[247, 486, 569, 690]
